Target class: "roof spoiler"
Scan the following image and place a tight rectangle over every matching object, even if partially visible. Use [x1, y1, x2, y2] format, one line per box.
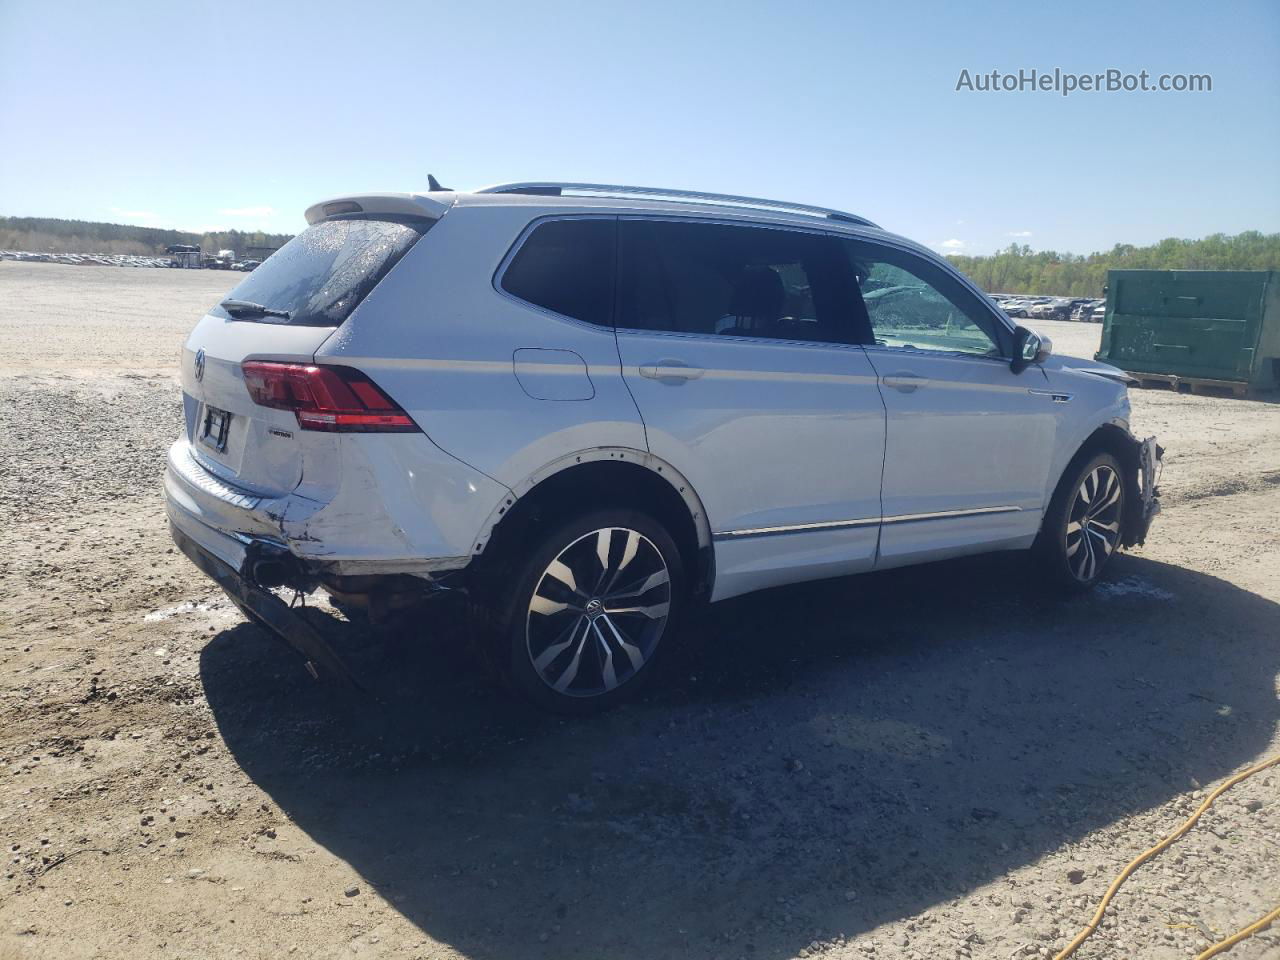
[304, 192, 454, 225]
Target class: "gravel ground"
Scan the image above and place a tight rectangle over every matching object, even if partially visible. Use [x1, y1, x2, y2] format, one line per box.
[1, 260, 1278, 960]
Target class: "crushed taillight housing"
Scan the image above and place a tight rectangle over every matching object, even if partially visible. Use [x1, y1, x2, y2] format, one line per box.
[241, 361, 419, 433]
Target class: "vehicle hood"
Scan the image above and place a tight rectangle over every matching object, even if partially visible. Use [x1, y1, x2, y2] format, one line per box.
[1040, 354, 1136, 386]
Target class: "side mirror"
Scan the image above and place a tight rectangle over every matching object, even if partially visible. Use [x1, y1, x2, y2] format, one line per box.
[1011, 325, 1052, 374]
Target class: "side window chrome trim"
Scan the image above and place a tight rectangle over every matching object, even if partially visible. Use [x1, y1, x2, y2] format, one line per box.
[861, 343, 1010, 365]
[616, 212, 836, 238]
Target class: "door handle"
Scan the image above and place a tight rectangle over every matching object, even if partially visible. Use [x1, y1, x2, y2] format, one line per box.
[639, 361, 704, 382]
[882, 372, 929, 392]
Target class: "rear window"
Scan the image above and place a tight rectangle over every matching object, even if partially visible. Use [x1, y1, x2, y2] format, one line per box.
[212, 217, 427, 326]
[500, 218, 615, 326]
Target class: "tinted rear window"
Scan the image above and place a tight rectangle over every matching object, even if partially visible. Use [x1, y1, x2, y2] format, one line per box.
[212, 217, 427, 326]
[617, 219, 864, 344]
[501, 218, 615, 326]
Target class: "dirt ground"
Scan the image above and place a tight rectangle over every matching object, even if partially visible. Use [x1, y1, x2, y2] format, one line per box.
[1, 260, 1278, 960]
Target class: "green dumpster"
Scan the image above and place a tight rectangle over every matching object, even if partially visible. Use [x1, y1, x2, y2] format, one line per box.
[1095, 270, 1280, 393]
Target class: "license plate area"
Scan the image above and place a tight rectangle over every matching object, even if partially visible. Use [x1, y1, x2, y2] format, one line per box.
[200, 405, 232, 453]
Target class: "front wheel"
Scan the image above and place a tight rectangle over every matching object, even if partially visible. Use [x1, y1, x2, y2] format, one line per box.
[1036, 451, 1126, 591]
[477, 510, 685, 714]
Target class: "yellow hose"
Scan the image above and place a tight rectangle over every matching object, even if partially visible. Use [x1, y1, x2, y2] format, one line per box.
[1053, 753, 1280, 960]
[1195, 904, 1280, 959]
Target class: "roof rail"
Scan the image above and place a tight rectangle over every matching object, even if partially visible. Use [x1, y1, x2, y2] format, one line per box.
[474, 182, 879, 229]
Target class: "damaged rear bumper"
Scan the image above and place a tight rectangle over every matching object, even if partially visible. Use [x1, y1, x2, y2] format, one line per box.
[167, 519, 363, 691]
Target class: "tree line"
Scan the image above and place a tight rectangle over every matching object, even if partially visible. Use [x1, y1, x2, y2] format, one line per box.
[3, 216, 1277, 294]
[947, 231, 1280, 296]
[0, 216, 294, 258]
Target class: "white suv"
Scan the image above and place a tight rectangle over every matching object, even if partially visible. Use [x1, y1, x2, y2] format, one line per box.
[165, 182, 1161, 712]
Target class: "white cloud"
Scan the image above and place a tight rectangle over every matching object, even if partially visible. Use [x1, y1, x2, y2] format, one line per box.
[220, 206, 275, 218]
[955, 219, 966, 225]
[937, 238, 965, 250]
[1007, 230, 1033, 237]
[110, 206, 161, 221]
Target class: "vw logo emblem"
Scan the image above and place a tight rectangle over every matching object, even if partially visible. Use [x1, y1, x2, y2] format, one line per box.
[585, 598, 603, 618]
[194, 348, 206, 382]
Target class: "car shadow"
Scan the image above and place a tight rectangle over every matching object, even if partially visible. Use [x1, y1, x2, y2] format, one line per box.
[200, 553, 1280, 960]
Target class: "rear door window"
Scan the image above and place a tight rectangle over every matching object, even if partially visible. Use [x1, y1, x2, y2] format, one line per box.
[211, 217, 428, 326]
[501, 218, 616, 326]
[616, 219, 866, 345]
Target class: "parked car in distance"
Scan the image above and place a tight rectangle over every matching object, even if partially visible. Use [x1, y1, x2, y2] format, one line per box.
[1028, 301, 1063, 321]
[1001, 298, 1030, 318]
[1069, 299, 1102, 322]
[165, 181, 1162, 712]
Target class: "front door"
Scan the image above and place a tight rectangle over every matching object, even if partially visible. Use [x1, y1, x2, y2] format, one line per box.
[840, 238, 1059, 567]
[613, 218, 886, 601]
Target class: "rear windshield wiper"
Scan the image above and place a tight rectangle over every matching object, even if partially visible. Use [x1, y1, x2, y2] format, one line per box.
[221, 298, 292, 320]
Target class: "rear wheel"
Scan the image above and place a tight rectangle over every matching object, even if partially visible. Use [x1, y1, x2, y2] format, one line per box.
[475, 509, 684, 714]
[1037, 451, 1126, 591]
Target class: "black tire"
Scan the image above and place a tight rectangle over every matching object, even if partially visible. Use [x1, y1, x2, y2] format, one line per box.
[1035, 450, 1126, 592]
[471, 509, 686, 714]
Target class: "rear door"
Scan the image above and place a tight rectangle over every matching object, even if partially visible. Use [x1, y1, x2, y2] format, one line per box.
[840, 238, 1057, 566]
[180, 216, 429, 497]
[613, 217, 886, 601]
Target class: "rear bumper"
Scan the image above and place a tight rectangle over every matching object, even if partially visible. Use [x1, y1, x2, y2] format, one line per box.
[164, 436, 508, 578]
[168, 519, 362, 688]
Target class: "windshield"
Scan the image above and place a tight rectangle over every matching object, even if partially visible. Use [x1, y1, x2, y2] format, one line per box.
[211, 217, 428, 326]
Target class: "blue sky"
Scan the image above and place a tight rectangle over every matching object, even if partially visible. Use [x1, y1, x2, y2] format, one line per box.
[1, 0, 1276, 255]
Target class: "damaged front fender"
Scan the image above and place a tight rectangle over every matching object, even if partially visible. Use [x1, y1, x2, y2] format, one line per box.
[1123, 435, 1163, 548]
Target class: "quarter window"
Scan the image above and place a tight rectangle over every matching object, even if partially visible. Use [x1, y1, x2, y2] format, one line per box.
[617, 219, 863, 345]
[502, 218, 616, 326]
[842, 240, 1006, 357]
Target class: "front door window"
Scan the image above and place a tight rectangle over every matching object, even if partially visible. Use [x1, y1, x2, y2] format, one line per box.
[842, 240, 1008, 358]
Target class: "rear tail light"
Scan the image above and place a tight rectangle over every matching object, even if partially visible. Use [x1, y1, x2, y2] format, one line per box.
[241, 361, 419, 433]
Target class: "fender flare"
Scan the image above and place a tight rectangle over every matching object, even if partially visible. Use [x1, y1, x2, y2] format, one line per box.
[470, 446, 713, 558]
[1041, 412, 1130, 506]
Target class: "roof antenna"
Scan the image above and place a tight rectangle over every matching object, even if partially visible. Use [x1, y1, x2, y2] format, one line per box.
[427, 174, 452, 192]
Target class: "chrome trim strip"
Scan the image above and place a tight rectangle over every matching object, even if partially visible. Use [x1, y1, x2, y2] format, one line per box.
[882, 505, 1022, 524]
[714, 506, 1021, 540]
[174, 446, 264, 511]
[714, 517, 880, 540]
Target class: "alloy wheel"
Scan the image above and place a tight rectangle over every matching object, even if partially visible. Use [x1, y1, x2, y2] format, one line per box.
[1065, 464, 1122, 581]
[525, 527, 671, 698]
